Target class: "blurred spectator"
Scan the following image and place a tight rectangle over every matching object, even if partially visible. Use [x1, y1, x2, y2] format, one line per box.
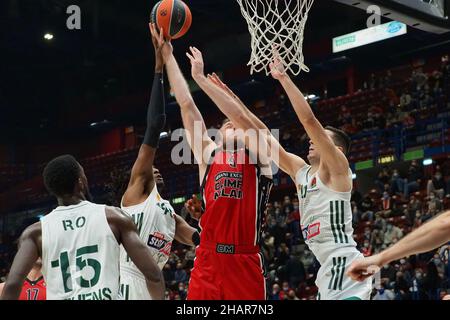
[286, 289, 300, 300]
[286, 199, 301, 244]
[373, 283, 395, 300]
[177, 282, 188, 300]
[427, 192, 443, 213]
[174, 263, 188, 283]
[373, 213, 387, 231]
[383, 223, 403, 248]
[285, 254, 306, 288]
[411, 269, 424, 300]
[371, 229, 385, 254]
[393, 271, 411, 300]
[427, 171, 446, 199]
[400, 91, 412, 109]
[375, 168, 391, 193]
[360, 195, 375, 221]
[423, 262, 442, 300]
[404, 160, 423, 197]
[163, 264, 175, 286]
[390, 169, 404, 195]
[361, 240, 372, 257]
[269, 283, 282, 300]
[380, 264, 397, 284]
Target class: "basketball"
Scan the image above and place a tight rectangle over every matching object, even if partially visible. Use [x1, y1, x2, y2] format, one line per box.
[150, 0, 192, 40]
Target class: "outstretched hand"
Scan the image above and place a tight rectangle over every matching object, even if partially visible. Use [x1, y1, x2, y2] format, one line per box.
[269, 49, 287, 80]
[346, 255, 382, 282]
[149, 23, 173, 66]
[184, 194, 203, 220]
[207, 73, 244, 105]
[186, 46, 205, 79]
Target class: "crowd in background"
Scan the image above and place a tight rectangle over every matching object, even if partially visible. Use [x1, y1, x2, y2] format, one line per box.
[159, 159, 450, 300]
[1, 58, 450, 300]
[339, 55, 450, 136]
[158, 59, 450, 300]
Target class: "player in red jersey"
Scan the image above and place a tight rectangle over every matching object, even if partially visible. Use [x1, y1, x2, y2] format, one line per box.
[156, 29, 273, 300]
[0, 259, 46, 300]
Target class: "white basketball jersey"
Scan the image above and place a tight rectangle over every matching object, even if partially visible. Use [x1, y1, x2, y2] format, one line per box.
[119, 185, 176, 299]
[41, 201, 120, 300]
[295, 165, 358, 265]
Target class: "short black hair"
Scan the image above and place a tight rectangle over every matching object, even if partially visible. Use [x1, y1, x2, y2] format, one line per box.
[43, 155, 82, 197]
[325, 126, 352, 155]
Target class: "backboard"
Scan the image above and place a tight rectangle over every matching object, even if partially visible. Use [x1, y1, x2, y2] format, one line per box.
[334, 0, 450, 34]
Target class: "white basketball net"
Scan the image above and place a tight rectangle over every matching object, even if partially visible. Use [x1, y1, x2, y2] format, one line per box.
[237, 0, 315, 76]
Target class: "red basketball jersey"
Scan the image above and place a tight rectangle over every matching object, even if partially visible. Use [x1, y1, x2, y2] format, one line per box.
[200, 149, 272, 246]
[19, 277, 46, 300]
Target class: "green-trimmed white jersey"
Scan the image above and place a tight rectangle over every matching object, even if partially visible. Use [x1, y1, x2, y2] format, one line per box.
[119, 185, 176, 300]
[295, 165, 372, 300]
[295, 165, 358, 265]
[41, 201, 120, 300]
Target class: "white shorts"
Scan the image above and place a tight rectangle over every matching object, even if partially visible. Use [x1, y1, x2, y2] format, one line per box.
[119, 273, 152, 300]
[316, 250, 372, 300]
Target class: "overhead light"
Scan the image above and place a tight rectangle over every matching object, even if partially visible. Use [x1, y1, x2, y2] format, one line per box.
[423, 158, 433, 166]
[305, 94, 320, 101]
[44, 33, 54, 40]
[90, 120, 111, 127]
[352, 173, 357, 180]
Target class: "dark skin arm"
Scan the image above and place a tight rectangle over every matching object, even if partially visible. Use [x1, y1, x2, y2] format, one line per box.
[122, 24, 165, 207]
[174, 214, 196, 246]
[0, 222, 41, 300]
[106, 207, 165, 299]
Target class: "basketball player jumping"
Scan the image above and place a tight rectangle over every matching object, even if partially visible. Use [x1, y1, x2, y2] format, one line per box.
[268, 61, 373, 300]
[155, 27, 273, 300]
[0, 155, 165, 300]
[118, 24, 199, 301]
[186, 49, 372, 300]
[0, 259, 46, 300]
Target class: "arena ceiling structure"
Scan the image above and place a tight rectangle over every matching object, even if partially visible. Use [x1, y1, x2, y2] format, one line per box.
[1, 0, 449, 144]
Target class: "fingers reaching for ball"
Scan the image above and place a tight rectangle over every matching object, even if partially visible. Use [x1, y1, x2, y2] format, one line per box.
[187, 47, 205, 79]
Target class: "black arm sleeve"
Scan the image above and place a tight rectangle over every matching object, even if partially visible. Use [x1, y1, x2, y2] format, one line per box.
[143, 72, 166, 148]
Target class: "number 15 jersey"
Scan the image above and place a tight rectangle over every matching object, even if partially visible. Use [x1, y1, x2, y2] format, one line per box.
[41, 201, 120, 300]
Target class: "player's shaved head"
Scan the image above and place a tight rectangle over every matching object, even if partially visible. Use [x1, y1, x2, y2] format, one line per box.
[43, 155, 83, 198]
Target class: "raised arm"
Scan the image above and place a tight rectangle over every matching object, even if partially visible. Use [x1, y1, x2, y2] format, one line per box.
[209, 73, 306, 179]
[153, 26, 214, 183]
[347, 210, 450, 282]
[107, 207, 165, 299]
[270, 62, 349, 176]
[188, 47, 305, 178]
[0, 223, 41, 300]
[123, 24, 166, 206]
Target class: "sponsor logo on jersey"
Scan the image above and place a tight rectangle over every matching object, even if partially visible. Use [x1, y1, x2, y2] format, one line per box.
[213, 171, 243, 200]
[147, 232, 172, 256]
[311, 177, 317, 189]
[216, 244, 235, 254]
[301, 222, 321, 240]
